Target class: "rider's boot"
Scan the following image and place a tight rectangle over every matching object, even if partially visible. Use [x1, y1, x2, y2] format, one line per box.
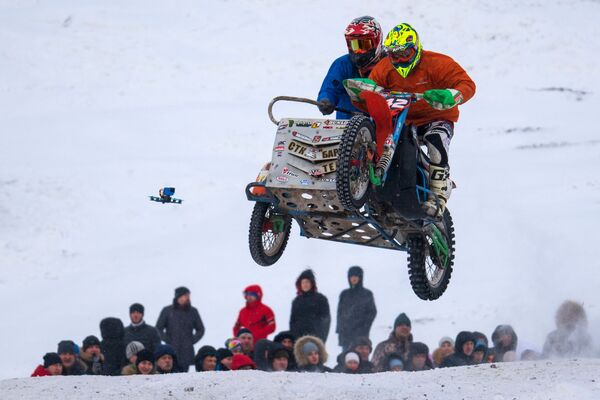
[423, 165, 451, 218]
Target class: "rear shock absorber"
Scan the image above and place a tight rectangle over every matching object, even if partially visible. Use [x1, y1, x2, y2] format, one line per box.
[375, 134, 395, 179]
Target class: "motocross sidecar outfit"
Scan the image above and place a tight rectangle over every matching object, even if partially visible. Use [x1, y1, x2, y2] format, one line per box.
[246, 82, 455, 301]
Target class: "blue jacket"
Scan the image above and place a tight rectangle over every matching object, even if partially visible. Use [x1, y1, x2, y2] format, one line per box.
[317, 54, 362, 120]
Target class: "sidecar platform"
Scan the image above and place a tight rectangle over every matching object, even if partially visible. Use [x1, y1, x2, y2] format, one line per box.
[246, 117, 409, 251]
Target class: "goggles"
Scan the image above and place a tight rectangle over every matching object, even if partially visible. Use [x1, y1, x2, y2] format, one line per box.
[347, 38, 375, 53]
[244, 291, 259, 298]
[386, 44, 416, 63]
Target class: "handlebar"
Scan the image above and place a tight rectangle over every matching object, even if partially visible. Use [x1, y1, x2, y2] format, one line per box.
[267, 96, 359, 125]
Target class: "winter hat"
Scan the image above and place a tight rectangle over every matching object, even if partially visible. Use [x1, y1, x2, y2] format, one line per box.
[236, 327, 253, 338]
[154, 344, 177, 360]
[231, 354, 257, 370]
[273, 331, 296, 344]
[301, 341, 319, 355]
[129, 303, 144, 315]
[174, 286, 190, 299]
[57, 340, 76, 355]
[227, 338, 242, 352]
[394, 313, 411, 328]
[216, 348, 233, 362]
[125, 341, 145, 359]
[43, 352, 62, 368]
[438, 336, 454, 347]
[474, 340, 488, 353]
[345, 351, 360, 364]
[135, 349, 155, 366]
[410, 342, 429, 356]
[388, 358, 404, 369]
[82, 335, 101, 351]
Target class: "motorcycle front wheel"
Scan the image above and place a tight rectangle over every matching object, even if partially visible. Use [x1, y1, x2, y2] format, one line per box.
[336, 115, 375, 211]
[406, 209, 455, 300]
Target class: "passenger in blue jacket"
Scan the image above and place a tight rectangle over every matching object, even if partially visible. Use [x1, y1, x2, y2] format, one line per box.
[317, 16, 384, 119]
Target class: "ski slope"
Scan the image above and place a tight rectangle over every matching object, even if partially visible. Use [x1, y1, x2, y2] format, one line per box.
[1, 0, 599, 386]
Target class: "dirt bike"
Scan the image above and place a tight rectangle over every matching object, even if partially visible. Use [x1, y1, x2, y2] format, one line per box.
[245, 79, 455, 300]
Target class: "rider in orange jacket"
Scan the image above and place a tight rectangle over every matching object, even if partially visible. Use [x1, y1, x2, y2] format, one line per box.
[369, 23, 475, 217]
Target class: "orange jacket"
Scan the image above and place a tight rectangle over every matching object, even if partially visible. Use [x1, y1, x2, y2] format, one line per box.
[368, 50, 476, 126]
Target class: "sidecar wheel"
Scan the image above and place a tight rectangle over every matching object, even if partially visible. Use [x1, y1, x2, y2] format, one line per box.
[406, 209, 455, 300]
[336, 115, 375, 211]
[248, 202, 292, 266]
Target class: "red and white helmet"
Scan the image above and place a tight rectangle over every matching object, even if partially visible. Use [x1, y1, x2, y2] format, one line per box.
[344, 16, 384, 74]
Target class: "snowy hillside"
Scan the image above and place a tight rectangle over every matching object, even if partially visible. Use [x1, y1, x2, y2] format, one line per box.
[1, 0, 599, 383]
[2, 360, 600, 400]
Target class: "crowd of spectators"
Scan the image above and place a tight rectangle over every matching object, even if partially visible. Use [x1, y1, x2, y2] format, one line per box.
[31, 267, 596, 376]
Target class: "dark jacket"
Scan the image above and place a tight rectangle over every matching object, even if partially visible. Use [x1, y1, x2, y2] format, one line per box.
[440, 331, 475, 368]
[491, 325, 518, 362]
[336, 266, 377, 348]
[80, 351, 106, 375]
[273, 331, 297, 371]
[61, 358, 88, 376]
[253, 339, 273, 371]
[100, 317, 127, 376]
[267, 341, 295, 371]
[406, 342, 433, 371]
[156, 301, 205, 369]
[317, 54, 363, 119]
[290, 270, 331, 342]
[333, 350, 373, 374]
[124, 321, 162, 355]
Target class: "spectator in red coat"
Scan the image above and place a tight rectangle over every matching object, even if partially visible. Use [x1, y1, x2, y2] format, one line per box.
[233, 285, 276, 341]
[31, 353, 63, 377]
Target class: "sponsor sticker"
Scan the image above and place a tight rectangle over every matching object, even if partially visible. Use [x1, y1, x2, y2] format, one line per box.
[299, 179, 311, 186]
[323, 125, 333, 130]
[291, 131, 312, 142]
[318, 177, 336, 183]
[321, 135, 343, 142]
[311, 122, 321, 129]
[312, 135, 322, 143]
[276, 175, 289, 183]
[282, 167, 299, 177]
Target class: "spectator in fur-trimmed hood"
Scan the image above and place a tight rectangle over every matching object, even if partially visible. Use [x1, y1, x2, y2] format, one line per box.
[294, 335, 332, 373]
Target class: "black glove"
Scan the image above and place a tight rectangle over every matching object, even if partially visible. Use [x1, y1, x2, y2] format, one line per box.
[318, 99, 335, 115]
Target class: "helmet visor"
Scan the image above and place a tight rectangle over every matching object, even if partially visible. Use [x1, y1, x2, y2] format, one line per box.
[386, 44, 416, 64]
[347, 38, 375, 54]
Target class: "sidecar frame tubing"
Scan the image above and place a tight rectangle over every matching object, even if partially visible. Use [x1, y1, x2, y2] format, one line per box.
[246, 181, 407, 252]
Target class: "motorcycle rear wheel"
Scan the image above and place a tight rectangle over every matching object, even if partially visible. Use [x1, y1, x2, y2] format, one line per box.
[406, 209, 455, 300]
[248, 202, 292, 266]
[336, 115, 375, 211]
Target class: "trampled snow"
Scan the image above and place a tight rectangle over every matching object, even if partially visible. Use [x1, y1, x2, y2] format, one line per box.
[1, 0, 599, 396]
[2, 360, 600, 400]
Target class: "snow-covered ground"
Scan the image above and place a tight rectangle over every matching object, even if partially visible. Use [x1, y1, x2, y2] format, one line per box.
[1, 0, 599, 392]
[2, 360, 600, 400]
